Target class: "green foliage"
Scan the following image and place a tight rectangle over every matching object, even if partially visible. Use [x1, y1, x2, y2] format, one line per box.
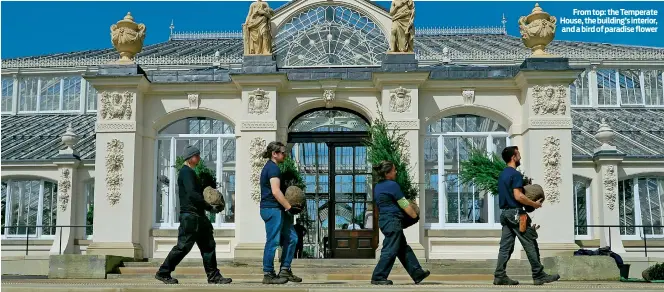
[175, 156, 217, 189]
[645, 262, 664, 281]
[457, 147, 506, 196]
[363, 109, 418, 201]
[279, 155, 306, 190]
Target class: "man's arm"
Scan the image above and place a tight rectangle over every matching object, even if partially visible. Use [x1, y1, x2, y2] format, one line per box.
[183, 169, 213, 212]
[270, 177, 292, 211]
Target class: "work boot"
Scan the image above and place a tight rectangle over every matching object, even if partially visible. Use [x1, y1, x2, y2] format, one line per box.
[493, 276, 519, 285]
[207, 271, 232, 284]
[413, 269, 431, 284]
[371, 279, 393, 285]
[155, 272, 179, 284]
[278, 269, 302, 282]
[263, 271, 289, 284]
[533, 273, 560, 285]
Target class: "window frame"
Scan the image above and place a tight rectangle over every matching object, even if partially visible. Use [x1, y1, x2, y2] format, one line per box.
[619, 176, 664, 240]
[1, 178, 58, 239]
[573, 177, 592, 240]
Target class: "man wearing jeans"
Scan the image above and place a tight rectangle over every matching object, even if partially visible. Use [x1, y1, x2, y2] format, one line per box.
[259, 141, 302, 284]
[493, 146, 560, 286]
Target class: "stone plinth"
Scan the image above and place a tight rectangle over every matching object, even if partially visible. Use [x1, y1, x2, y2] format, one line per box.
[519, 57, 571, 71]
[381, 53, 417, 72]
[242, 55, 277, 74]
[542, 256, 620, 281]
[48, 255, 127, 279]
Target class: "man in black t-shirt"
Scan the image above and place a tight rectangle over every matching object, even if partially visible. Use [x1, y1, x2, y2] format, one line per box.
[155, 146, 231, 285]
[493, 146, 559, 286]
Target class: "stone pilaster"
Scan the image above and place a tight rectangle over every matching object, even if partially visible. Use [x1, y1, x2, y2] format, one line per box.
[515, 58, 584, 256]
[51, 124, 81, 254]
[84, 64, 150, 259]
[592, 120, 626, 253]
[373, 72, 429, 259]
[231, 74, 286, 260]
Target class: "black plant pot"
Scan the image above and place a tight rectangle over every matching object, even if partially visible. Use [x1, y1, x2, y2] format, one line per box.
[619, 263, 631, 279]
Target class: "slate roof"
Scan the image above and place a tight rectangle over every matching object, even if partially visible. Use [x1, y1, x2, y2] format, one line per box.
[2, 109, 663, 162]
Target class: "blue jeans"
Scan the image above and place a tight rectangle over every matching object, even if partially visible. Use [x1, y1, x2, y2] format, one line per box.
[260, 208, 298, 273]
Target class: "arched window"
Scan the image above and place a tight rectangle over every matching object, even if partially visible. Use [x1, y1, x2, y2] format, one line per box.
[619, 176, 664, 238]
[573, 176, 591, 239]
[289, 109, 369, 132]
[274, 5, 389, 67]
[1, 178, 57, 237]
[423, 114, 509, 228]
[154, 117, 236, 229]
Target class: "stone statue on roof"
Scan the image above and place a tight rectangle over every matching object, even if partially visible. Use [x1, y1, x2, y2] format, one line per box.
[389, 0, 415, 53]
[243, 0, 275, 55]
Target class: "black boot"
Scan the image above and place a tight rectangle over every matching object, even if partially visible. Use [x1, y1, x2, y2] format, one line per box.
[155, 272, 179, 284]
[207, 270, 232, 284]
[413, 269, 431, 284]
[533, 273, 560, 285]
[371, 279, 393, 285]
[278, 269, 302, 282]
[263, 271, 289, 284]
[493, 276, 519, 285]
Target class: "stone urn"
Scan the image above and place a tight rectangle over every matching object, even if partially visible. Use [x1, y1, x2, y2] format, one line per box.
[594, 118, 616, 151]
[110, 12, 146, 64]
[518, 3, 557, 56]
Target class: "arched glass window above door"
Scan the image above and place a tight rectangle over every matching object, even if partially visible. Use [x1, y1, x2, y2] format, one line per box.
[423, 114, 510, 229]
[289, 109, 369, 132]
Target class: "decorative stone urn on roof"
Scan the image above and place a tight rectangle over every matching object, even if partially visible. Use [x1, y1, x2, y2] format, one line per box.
[594, 118, 617, 153]
[110, 12, 146, 64]
[518, 3, 557, 57]
[60, 123, 80, 157]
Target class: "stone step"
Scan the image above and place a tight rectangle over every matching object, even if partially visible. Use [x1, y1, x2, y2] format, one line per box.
[117, 266, 533, 275]
[109, 273, 535, 282]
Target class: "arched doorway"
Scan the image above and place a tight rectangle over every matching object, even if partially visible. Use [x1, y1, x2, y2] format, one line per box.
[288, 108, 375, 259]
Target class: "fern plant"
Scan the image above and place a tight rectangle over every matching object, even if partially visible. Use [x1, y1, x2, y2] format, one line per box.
[457, 147, 506, 196]
[279, 155, 306, 190]
[364, 109, 418, 201]
[175, 156, 217, 189]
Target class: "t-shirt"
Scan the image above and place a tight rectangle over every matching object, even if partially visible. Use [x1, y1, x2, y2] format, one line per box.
[497, 167, 524, 209]
[177, 165, 212, 216]
[260, 160, 282, 209]
[374, 180, 405, 217]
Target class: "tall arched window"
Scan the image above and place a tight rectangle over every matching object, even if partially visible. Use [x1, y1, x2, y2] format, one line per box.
[1, 178, 58, 237]
[423, 114, 509, 228]
[154, 117, 236, 229]
[619, 176, 664, 238]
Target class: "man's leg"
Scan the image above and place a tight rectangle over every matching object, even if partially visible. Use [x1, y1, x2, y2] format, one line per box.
[494, 211, 519, 285]
[260, 209, 288, 284]
[395, 230, 430, 284]
[514, 225, 560, 285]
[278, 211, 302, 282]
[156, 213, 198, 284]
[371, 219, 400, 284]
[196, 217, 231, 284]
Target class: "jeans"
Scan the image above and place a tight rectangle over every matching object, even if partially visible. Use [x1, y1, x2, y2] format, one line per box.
[261, 208, 298, 273]
[158, 212, 221, 280]
[371, 215, 425, 281]
[494, 208, 545, 279]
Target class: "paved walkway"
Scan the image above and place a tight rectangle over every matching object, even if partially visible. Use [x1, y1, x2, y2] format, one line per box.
[2, 279, 663, 292]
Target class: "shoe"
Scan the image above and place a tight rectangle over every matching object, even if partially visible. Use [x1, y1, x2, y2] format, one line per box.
[278, 269, 302, 282]
[208, 273, 232, 284]
[155, 273, 179, 284]
[533, 273, 560, 285]
[493, 276, 519, 285]
[371, 279, 393, 285]
[413, 269, 431, 284]
[263, 272, 289, 284]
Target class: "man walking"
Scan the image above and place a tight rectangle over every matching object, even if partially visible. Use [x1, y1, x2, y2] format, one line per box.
[493, 146, 560, 286]
[155, 146, 232, 285]
[294, 219, 307, 259]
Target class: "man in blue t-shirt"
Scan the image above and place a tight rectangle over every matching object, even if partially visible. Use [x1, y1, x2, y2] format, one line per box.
[493, 146, 560, 286]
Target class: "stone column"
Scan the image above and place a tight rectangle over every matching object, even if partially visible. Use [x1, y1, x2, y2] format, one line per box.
[515, 58, 583, 256]
[374, 72, 429, 259]
[50, 124, 81, 254]
[592, 120, 626, 253]
[231, 74, 286, 260]
[85, 65, 150, 259]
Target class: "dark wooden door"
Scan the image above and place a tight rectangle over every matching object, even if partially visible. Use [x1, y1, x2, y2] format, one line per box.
[328, 144, 377, 258]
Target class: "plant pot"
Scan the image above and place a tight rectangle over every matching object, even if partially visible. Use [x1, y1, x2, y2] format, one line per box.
[619, 263, 631, 279]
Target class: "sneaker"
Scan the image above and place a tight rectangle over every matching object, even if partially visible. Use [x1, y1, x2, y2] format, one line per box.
[493, 276, 519, 285]
[413, 269, 431, 284]
[533, 273, 560, 285]
[155, 273, 179, 284]
[371, 279, 393, 285]
[208, 273, 232, 284]
[263, 272, 289, 284]
[278, 269, 302, 283]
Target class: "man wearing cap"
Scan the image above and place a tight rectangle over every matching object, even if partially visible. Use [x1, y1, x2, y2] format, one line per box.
[155, 145, 232, 285]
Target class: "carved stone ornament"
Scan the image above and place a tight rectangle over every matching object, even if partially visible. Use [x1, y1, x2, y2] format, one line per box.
[188, 93, 199, 109]
[532, 85, 567, 115]
[105, 139, 125, 205]
[323, 89, 335, 108]
[389, 86, 412, 113]
[248, 88, 270, 115]
[243, 0, 275, 55]
[518, 3, 557, 56]
[542, 135, 561, 204]
[100, 91, 133, 120]
[110, 12, 146, 64]
[249, 137, 267, 203]
[400, 139, 411, 165]
[389, 0, 415, 53]
[604, 165, 618, 211]
[58, 169, 71, 212]
[462, 89, 475, 105]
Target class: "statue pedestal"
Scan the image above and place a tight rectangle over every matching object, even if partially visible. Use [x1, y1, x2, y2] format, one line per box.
[519, 57, 571, 71]
[243, 55, 277, 74]
[381, 53, 417, 72]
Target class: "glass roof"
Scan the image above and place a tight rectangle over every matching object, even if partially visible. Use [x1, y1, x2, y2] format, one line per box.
[274, 4, 389, 67]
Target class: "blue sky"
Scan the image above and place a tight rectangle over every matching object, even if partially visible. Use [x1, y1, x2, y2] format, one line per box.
[1, 1, 663, 59]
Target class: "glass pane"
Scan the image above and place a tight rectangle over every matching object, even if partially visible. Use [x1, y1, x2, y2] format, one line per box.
[174, 138, 217, 224]
[87, 83, 98, 111]
[619, 180, 636, 235]
[41, 181, 57, 235]
[640, 178, 663, 235]
[40, 77, 61, 111]
[289, 110, 368, 132]
[619, 70, 643, 105]
[19, 77, 39, 112]
[335, 203, 354, 229]
[85, 181, 94, 236]
[574, 179, 589, 236]
[1, 78, 13, 112]
[159, 117, 234, 135]
[334, 175, 353, 202]
[62, 76, 81, 111]
[597, 69, 618, 105]
[155, 139, 171, 224]
[335, 147, 354, 174]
